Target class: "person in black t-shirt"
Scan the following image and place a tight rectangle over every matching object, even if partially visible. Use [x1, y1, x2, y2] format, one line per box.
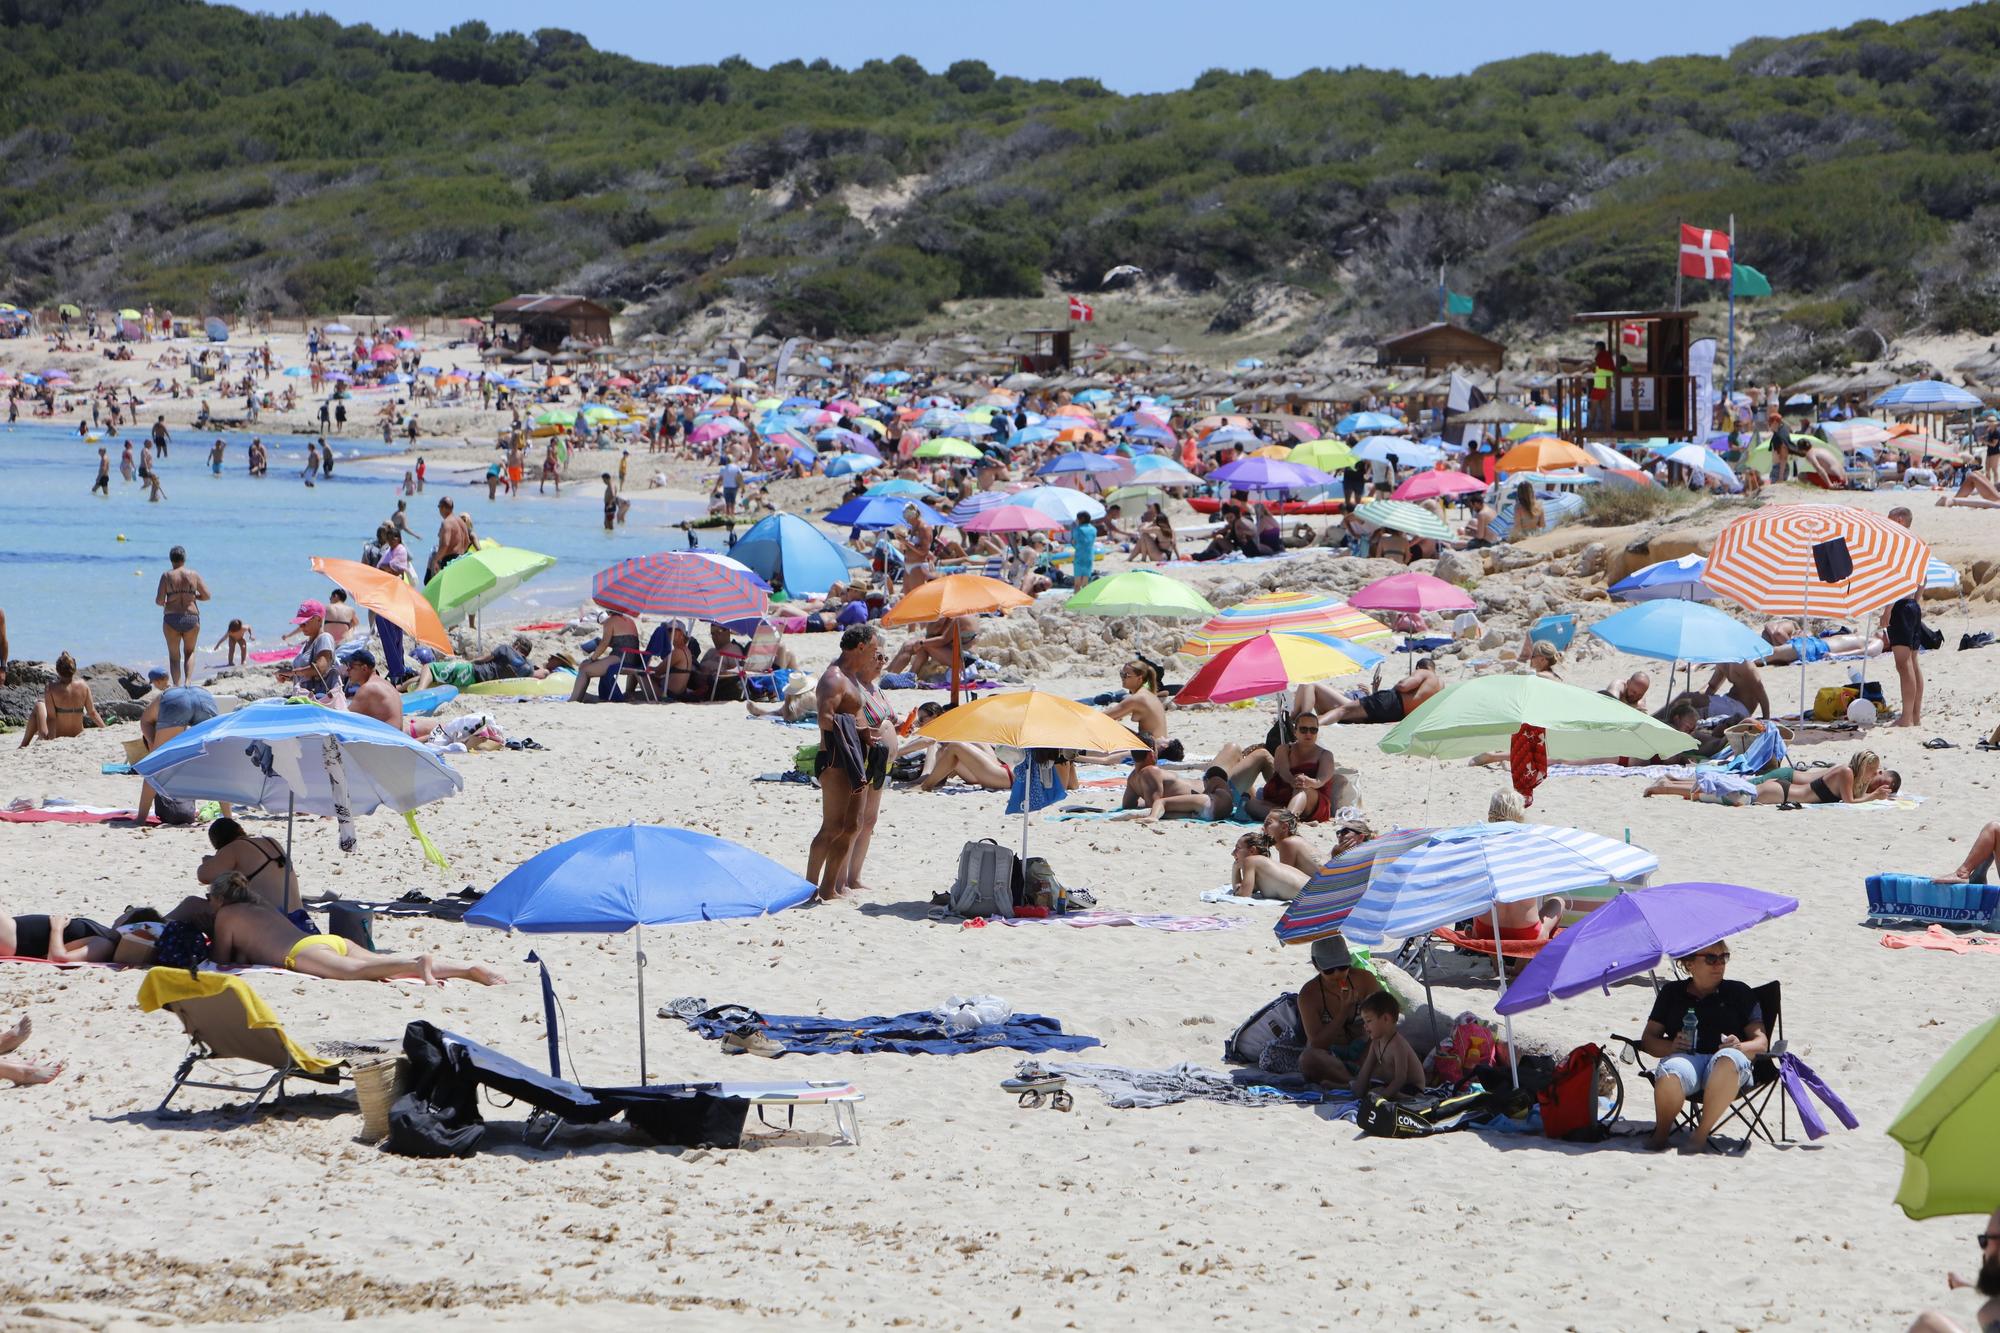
[1638, 946, 1768, 1152]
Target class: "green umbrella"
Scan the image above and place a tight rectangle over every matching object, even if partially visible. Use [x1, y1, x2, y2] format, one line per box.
[1379, 675, 1695, 761]
[1888, 1013, 2000, 1219]
[1356, 499, 1455, 542]
[914, 438, 983, 460]
[58, 303, 81, 317]
[1104, 485, 1172, 509]
[424, 544, 557, 627]
[1288, 438, 1358, 472]
[1065, 570, 1216, 620]
[534, 407, 578, 426]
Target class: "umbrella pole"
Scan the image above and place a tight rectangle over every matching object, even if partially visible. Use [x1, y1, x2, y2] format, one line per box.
[284, 793, 294, 869]
[1489, 902, 1520, 1084]
[951, 620, 963, 707]
[1020, 782, 1031, 863]
[635, 925, 649, 1084]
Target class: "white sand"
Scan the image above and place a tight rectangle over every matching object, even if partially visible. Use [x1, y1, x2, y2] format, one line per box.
[3, 449, 1999, 1324]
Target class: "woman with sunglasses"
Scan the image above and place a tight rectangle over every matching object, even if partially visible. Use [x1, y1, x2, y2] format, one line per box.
[1638, 946, 1768, 1152]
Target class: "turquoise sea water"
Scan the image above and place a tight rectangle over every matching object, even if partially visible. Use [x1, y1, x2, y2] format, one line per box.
[0, 424, 705, 667]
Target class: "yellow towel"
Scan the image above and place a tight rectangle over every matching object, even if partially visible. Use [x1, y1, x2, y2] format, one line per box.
[136, 967, 339, 1074]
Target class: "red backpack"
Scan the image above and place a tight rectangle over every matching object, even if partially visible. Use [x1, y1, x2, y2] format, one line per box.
[1538, 1042, 1607, 1141]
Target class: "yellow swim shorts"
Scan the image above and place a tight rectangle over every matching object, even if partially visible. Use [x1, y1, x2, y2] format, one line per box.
[285, 933, 350, 970]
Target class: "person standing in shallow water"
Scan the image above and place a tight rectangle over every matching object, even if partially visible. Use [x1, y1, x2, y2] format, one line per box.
[155, 546, 210, 687]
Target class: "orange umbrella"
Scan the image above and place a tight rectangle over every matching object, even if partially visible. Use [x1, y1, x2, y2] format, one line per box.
[882, 574, 1033, 704]
[1497, 438, 1594, 472]
[309, 556, 452, 651]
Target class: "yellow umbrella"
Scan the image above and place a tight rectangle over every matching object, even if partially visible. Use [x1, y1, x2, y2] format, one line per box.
[1249, 444, 1292, 460]
[920, 690, 1146, 862]
[309, 556, 451, 651]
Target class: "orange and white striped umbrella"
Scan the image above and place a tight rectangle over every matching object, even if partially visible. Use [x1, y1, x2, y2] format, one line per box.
[1705, 504, 1929, 617]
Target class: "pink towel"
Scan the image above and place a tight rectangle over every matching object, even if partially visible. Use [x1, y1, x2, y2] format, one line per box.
[248, 648, 293, 663]
[0, 809, 154, 825]
[1880, 924, 2000, 955]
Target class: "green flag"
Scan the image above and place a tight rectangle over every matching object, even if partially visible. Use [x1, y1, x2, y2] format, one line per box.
[1444, 290, 1474, 316]
[1731, 264, 1772, 298]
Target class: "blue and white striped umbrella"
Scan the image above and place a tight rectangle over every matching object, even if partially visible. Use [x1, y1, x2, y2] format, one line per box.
[1925, 557, 1959, 589]
[1871, 380, 1983, 411]
[1339, 822, 1658, 948]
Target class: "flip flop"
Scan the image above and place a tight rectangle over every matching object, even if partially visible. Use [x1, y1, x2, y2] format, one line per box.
[1923, 738, 1958, 750]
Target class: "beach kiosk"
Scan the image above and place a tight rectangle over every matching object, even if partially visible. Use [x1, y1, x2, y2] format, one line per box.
[1016, 328, 1073, 375]
[1555, 311, 1696, 442]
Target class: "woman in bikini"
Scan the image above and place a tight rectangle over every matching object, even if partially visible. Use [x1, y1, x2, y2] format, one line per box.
[567, 610, 642, 702]
[16, 653, 105, 748]
[1102, 659, 1173, 755]
[1645, 749, 1899, 806]
[805, 626, 880, 903]
[899, 506, 936, 593]
[842, 636, 899, 895]
[155, 545, 211, 686]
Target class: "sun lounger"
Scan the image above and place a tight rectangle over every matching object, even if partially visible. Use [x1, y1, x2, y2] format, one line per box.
[399, 1024, 861, 1151]
[137, 968, 357, 1115]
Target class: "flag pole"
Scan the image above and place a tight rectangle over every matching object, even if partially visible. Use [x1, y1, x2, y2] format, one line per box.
[1727, 214, 1738, 401]
[1674, 217, 1684, 312]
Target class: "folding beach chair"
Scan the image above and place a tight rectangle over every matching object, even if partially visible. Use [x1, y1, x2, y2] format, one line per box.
[1610, 980, 1788, 1149]
[138, 968, 348, 1116]
[731, 621, 784, 700]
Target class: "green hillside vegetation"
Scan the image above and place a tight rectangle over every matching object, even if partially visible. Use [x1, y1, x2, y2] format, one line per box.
[2, 0, 1998, 362]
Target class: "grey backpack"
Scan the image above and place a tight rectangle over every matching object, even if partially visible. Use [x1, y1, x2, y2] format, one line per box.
[949, 839, 1017, 919]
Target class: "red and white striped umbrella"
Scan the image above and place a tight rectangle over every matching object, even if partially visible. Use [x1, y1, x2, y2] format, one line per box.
[1705, 504, 1929, 617]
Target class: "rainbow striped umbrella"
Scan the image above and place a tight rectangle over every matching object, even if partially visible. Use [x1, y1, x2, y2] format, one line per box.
[1180, 591, 1393, 659]
[1175, 632, 1383, 705]
[1705, 504, 1930, 617]
[592, 552, 769, 622]
[1274, 827, 1437, 946]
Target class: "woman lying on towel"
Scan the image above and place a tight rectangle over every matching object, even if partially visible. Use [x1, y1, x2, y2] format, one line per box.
[205, 874, 507, 986]
[1643, 749, 1899, 807]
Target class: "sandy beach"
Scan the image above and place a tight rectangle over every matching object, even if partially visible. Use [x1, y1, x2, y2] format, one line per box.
[0, 470, 1995, 1329]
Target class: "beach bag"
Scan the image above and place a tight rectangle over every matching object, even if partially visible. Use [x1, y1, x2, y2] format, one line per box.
[1020, 855, 1063, 908]
[153, 794, 200, 826]
[1223, 993, 1302, 1066]
[1812, 686, 1858, 722]
[154, 921, 212, 976]
[1538, 1042, 1609, 1142]
[1358, 1088, 1497, 1139]
[1918, 621, 1944, 651]
[949, 839, 1016, 919]
[792, 743, 819, 777]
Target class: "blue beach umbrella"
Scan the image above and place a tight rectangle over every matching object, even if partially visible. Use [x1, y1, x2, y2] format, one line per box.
[1587, 600, 1769, 665]
[825, 495, 947, 530]
[1611, 555, 1716, 602]
[1336, 411, 1404, 435]
[466, 824, 815, 1080]
[1872, 380, 1983, 411]
[865, 478, 942, 499]
[1350, 436, 1440, 467]
[823, 453, 880, 478]
[729, 512, 853, 596]
[1038, 452, 1120, 477]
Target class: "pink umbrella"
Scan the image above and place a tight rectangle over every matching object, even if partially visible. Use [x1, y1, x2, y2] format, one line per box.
[962, 504, 1065, 533]
[1393, 470, 1489, 502]
[370, 347, 397, 362]
[1350, 571, 1477, 615]
[688, 422, 729, 445]
[1284, 420, 1322, 441]
[607, 376, 636, 388]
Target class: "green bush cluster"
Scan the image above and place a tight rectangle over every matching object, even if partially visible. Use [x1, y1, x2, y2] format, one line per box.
[1, 1, 1997, 337]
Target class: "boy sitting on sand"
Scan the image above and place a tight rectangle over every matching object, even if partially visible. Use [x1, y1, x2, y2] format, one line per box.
[1350, 991, 1424, 1099]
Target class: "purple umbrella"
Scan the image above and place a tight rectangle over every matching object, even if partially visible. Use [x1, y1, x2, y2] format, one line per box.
[1206, 457, 1336, 493]
[1495, 882, 1798, 1015]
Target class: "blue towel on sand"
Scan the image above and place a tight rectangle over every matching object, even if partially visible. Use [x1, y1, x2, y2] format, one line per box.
[682, 1010, 1101, 1056]
[1789, 634, 1830, 663]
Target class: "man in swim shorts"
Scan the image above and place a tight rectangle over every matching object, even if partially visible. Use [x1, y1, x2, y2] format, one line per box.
[1323, 659, 1443, 726]
[205, 874, 505, 985]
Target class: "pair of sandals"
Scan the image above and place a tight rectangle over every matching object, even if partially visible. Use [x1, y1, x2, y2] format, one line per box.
[503, 737, 547, 751]
[1003, 1071, 1072, 1111]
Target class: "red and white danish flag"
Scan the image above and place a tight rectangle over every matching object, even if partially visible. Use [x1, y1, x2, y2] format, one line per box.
[1067, 295, 1094, 322]
[1678, 224, 1732, 281]
[1620, 321, 1646, 348]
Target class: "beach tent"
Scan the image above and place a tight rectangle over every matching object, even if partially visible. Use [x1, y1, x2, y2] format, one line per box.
[204, 316, 229, 343]
[728, 513, 852, 597]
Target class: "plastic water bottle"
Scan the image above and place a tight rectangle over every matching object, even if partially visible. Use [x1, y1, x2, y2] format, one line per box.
[1055, 884, 1069, 916]
[1680, 1007, 1701, 1054]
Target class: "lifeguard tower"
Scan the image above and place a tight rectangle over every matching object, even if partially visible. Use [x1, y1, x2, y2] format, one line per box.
[1017, 328, 1072, 375]
[1555, 310, 1695, 442]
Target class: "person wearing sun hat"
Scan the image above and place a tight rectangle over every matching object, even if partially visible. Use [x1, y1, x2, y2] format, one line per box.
[277, 600, 339, 701]
[1297, 934, 1382, 1088]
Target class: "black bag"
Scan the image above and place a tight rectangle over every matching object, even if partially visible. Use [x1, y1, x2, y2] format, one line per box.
[620, 1091, 749, 1148]
[1358, 1087, 1503, 1138]
[385, 1020, 487, 1157]
[153, 795, 199, 826]
[1812, 536, 1853, 584]
[1919, 622, 1945, 651]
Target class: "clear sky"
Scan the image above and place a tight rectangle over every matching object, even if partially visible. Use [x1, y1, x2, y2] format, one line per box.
[257, 0, 1964, 94]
